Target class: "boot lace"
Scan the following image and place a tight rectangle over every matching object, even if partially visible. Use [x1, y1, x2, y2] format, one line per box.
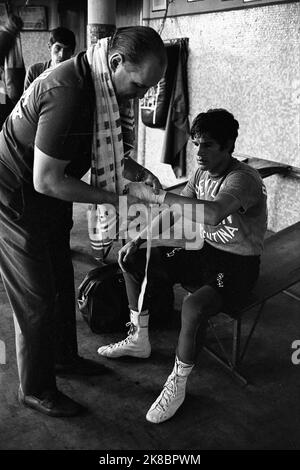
[108, 322, 137, 349]
[155, 371, 178, 412]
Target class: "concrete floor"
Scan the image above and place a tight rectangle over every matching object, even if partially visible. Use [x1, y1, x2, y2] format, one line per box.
[0, 203, 300, 450]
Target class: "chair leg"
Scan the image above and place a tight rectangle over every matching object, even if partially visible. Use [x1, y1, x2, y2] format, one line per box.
[239, 301, 266, 363]
[203, 345, 248, 386]
[196, 298, 266, 386]
[232, 318, 241, 367]
[283, 290, 300, 302]
[204, 317, 248, 385]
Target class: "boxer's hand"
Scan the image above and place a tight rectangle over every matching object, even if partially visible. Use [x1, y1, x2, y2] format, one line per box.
[125, 182, 166, 205]
[136, 168, 162, 194]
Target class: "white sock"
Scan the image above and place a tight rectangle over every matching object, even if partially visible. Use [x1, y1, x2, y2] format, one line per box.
[130, 309, 149, 327]
[175, 356, 194, 376]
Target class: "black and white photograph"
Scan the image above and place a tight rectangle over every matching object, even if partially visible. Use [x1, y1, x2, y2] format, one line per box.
[0, 0, 299, 461]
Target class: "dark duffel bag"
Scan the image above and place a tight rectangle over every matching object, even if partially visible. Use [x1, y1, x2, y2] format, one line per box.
[78, 262, 175, 334]
[78, 263, 130, 334]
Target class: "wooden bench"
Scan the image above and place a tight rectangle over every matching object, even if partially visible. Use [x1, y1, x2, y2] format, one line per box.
[183, 222, 300, 385]
[169, 157, 300, 385]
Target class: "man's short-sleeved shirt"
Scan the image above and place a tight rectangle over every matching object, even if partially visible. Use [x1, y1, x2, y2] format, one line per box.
[181, 158, 268, 256]
[24, 60, 52, 90]
[0, 52, 94, 186]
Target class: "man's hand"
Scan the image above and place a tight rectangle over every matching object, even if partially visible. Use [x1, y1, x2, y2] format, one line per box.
[140, 169, 162, 194]
[118, 240, 139, 271]
[124, 157, 162, 194]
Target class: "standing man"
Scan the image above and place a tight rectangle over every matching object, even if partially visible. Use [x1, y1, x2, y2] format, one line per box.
[24, 27, 76, 90]
[0, 26, 167, 417]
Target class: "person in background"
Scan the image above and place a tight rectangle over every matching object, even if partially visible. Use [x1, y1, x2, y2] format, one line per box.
[98, 109, 268, 424]
[23, 26, 76, 90]
[0, 26, 166, 417]
[0, 14, 24, 127]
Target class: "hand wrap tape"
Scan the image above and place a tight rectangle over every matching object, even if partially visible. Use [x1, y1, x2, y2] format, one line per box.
[125, 182, 166, 205]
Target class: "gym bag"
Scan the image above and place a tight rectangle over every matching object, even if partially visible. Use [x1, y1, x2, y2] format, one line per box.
[77, 263, 129, 334]
[78, 259, 175, 334]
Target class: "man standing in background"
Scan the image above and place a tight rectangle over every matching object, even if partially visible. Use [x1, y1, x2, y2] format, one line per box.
[24, 26, 76, 90]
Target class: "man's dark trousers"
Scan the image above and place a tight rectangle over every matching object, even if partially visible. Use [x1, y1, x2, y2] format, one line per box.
[0, 186, 77, 396]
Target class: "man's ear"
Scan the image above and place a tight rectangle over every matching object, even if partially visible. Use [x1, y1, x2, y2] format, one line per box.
[224, 139, 234, 153]
[109, 53, 123, 72]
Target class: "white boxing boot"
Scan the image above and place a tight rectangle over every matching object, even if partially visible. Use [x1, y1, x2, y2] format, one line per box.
[97, 310, 151, 358]
[146, 356, 194, 424]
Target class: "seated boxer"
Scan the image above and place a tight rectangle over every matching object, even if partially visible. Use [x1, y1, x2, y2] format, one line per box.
[97, 109, 268, 424]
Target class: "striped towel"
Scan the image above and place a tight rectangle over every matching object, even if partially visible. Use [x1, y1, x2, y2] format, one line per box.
[86, 37, 135, 259]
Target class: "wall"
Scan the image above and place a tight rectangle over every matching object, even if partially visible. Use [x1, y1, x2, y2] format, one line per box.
[20, 31, 50, 68]
[140, 1, 300, 231]
[9, 0, 59, 68]
[116, 0, 142, 27]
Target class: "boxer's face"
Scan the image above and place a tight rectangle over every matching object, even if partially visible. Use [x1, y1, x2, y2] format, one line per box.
[192, 133, 232, 175]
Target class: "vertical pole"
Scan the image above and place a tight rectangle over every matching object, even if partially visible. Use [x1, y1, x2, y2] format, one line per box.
[232, 318, 241, 367]
[87, 0, 116, 47]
